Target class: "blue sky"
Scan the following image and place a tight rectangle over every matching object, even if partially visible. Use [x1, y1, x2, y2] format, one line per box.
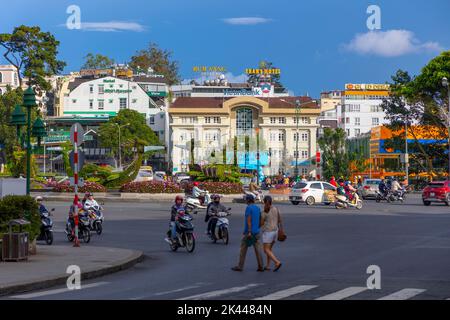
[1, 0, 449, 97]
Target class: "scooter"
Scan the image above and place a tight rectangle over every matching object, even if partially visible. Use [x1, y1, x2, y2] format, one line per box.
[165, 209, 196, 253]
[37, 208, 55, 245]
[86, 204, 104, 235]
[208, 209, 232, 245]
[65, 210, 91, 243]
[335, 192, 363, 210]
[186, 191, 212, 210]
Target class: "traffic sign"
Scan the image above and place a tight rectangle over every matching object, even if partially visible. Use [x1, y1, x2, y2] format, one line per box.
[69, 150, 85, 172]
[70, 123, 84, 146]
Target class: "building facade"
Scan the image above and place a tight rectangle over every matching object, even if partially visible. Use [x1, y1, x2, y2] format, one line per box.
[169, 96, 320, 177]
[339, 83, 390, 138]
[319, 90, 341, 129]
[0, 65, 19, 95]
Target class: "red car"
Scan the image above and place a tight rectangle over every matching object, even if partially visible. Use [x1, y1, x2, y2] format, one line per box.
[422, 180, 450, 206]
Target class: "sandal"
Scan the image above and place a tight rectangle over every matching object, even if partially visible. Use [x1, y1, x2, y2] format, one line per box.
[273, 263, 282, 272]
[231, 266, 243, 272]
[264, 267, 271, 271]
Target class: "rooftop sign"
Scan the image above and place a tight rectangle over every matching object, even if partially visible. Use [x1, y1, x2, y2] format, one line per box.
[345, 84, 390, 91]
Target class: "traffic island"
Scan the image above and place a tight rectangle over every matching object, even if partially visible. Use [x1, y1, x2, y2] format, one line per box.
[0, 245, 144, 296]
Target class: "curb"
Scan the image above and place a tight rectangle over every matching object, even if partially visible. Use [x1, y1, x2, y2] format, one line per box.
[0, 250, 144, 297]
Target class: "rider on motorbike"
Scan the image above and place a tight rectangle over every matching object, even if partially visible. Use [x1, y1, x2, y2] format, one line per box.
[192, 182, 209, 205]
[390, 178, 404, 199]
[35, 196, 49, 216]
[379, 179, 389, 198]
[83, 192, 100, 211]
[168, 195, 186, 244]
[205, 194, 227, 237]
[344, 181, 357, 203]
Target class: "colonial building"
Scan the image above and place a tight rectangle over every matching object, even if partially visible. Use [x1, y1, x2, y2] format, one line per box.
[169, 96, 320, 177]
[0, 65, 19, 95]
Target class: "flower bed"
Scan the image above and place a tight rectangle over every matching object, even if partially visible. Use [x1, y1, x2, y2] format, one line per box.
[120, 181, 183, 193]
[52, 181, 107, 193]
[184, 182, 243, 195]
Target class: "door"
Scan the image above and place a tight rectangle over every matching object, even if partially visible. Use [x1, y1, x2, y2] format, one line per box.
[322, 182, 337, 203]
[310, 182, 323, 202]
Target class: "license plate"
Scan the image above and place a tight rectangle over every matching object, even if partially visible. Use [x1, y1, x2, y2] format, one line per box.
[430, 192, 435, 197]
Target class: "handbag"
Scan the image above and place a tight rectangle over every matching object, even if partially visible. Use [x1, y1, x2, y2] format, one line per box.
[277, 208, 287, 242]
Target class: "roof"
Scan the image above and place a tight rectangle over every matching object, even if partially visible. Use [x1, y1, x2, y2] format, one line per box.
[170, 96, 319, 109]
[68, 78, 93, 91]
[131, 75, 167, 84]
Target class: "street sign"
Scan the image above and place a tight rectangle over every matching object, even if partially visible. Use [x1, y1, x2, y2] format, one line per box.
[69, 177, 84, 187]
[69, 150, 85, 172]
[70, 123, 84, 146]
[144, 146, 165, 152]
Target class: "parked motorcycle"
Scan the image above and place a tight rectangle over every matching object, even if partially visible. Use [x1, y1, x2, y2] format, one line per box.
[186, 191, 212, 211]
[166, 209, 196, 253]
[86, 204, 104, 235]
[335, 192, 363, 210]
[208, 209, 232, 245]
[37, 208, 55, 245]
[65, 210, 91, 243]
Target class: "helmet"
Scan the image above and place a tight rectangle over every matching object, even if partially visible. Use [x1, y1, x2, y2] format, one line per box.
[35, 196, 43, 201]
[245, 194, 256, 202]
[331, 176, 335, 180]
[86, 192, 93, 197]
[345, 181, 350, 186]
[175, 195, 183, 203]
[193, 182, 199, 187]
[212, 194, 220, 200]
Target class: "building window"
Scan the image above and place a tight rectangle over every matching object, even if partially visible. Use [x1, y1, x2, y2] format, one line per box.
[355, 117, 360, 126]
[293, 132, 299, 141]
[205, 117, 211, 124]
[236, 108, 253, 136]
[213, 117, 221, 124]
[89, 100, 93, 109]
[71, 99, 77, 103]
[109, 99, 113, 103]
[119, 84, 123, 88]
[302, 133, 308, 141]
[370, 105, 383, 112]
[293, 150, 299, 158]
[182, 116, 198, 124]
[132, 86, 137, 89]
[346, 117, 350, 124]
[346, 129, 350, 136]
[270, 132, 277, 142]
[120, 98, 127, 109]
[355, 128, 361, 136]
[98, 100, 104, 110]
[89, 85, 93, 93]
[301, 117, 309, 124]
[132, 99, 137, 103]
[278, 131, 285, 142]
[270, 117, 276, 124]
[301, 168, 308, 175]
[98, 85, 104, 94]
[149, 116, 155, 125]
[372, 118, 379, 126]
[278, 117, 286, 124]
[301, 150, 308, 158]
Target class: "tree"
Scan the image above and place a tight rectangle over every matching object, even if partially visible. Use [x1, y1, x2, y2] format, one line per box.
[0, 87, 23, 166]
[81, 53, 115, 69]
[318, 128, 351, 180]
[381, 51, 450, 177]
[129, 43, 180, 85]
[0, 25, 66, 91]
[98, 110, 159, 165]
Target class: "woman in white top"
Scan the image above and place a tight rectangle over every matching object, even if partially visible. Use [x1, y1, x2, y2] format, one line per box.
[261, 195, 282, 272]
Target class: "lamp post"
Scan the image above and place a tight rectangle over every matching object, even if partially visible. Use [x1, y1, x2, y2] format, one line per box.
[442, 77, 450, 178]
[295, 99, 300, 181]
[255, 127, 260, 185]
[115, 122, 130, 170]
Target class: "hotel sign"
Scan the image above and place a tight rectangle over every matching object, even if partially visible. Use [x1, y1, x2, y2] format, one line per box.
[245, 68, 280, 75]
[192, 66, 227, 73]
[345, 83, 390, 90]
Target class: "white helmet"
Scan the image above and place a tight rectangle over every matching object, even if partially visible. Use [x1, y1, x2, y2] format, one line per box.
[35, 196, 43, 201]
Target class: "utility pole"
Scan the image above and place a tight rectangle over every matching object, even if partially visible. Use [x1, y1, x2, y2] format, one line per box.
[442, 77, 450, 178]
[295, 99, 300, 181]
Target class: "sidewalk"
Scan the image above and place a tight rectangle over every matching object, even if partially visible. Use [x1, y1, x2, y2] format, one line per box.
[0, 245, 143, 296]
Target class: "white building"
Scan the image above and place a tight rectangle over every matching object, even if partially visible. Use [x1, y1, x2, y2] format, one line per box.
[339, 83, 390, 138]
[0, 65, 19, 95]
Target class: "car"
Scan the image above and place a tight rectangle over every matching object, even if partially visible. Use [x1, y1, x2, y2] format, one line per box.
[173, 172, 191, 184]
[357, 179, 381, 199]
[289, 181, 337, 206]
[422, 180, 450, 206]
[153, 171, 167, 182]
[134, 166, 153, 182]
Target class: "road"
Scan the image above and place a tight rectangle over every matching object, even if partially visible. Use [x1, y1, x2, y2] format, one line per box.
[5, 195, 450, 300]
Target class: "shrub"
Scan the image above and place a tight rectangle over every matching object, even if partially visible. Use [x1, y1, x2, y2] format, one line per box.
[184, 182, 243, 194]
[104, 154, 143, 188]
[52, 181, 107, 193]
[0, 195, 40, 241]
[120, 181, 183, 193]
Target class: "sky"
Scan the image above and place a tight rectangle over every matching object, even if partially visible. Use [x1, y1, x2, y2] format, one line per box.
[1, 0, 449, 97]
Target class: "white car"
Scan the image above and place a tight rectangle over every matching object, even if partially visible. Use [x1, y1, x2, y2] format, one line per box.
[289, 181, 337, 205]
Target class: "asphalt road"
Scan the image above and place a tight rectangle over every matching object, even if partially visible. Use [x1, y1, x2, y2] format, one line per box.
[6, 195, 450, 300]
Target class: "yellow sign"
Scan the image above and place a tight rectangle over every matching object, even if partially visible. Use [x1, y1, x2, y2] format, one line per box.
[345, 83, 390, 91]
[245, 68, 281, 75]
[192, 66, 227, 73]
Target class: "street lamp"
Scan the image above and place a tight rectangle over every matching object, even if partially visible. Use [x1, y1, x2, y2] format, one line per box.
[295, 99, 300, 181]
[442, 77, 450, 178]
[115, 122, 130, 170]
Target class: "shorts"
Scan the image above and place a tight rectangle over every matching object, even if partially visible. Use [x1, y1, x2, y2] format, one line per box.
[262, 230, 278, 244]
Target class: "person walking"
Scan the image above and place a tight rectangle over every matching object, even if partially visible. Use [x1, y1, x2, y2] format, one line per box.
[261, 196, 283, 272]
[232, 194, 264, 272]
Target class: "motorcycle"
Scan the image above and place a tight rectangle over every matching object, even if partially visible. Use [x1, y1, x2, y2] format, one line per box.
[335, 192, 363, 210]
[186, 191, 212, 210]
[208, 209, 232, 245]
[37, 208, 55, 245]
[243, 189, 262, 202]
[65, 210, 91, 243]
[165, 209, 196, 253]
[86, 204, 104, 235]
[376, 189, 406, 203]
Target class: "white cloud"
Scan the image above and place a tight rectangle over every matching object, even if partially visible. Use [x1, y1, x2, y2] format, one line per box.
[80, 21, 147, 32]
[222, 17, 272, 25]
[343, 29, 443, 57]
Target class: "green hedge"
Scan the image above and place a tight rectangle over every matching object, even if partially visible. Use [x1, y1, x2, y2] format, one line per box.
[0, 195, 40, 241]
[104, 154, 143, 188]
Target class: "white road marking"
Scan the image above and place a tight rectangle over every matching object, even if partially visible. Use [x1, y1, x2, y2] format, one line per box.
[10, 282, 109, 299]
[177, 283, 262, 300]
[378, 288, 426, 300]
[316, 287, 367, 300]
[154, 283, 211, 296]
[253, 285, 317, 300]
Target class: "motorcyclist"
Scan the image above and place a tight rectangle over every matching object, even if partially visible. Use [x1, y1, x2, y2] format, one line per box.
[344, 181, 357, 202]
[379, 178, 388, 197]
[248, 181, 260, 199]
[329, 176, 337, 187]
[168, 195, 186, 243]
[192, 181, 209, 205]
[391, 178, 403, 198]
[35, 196, 49, 216]
[83, 192, 101, 213]
[205, 194, 228, 237]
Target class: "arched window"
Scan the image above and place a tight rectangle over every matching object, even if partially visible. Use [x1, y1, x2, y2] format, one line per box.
[236, 107, 253, 136]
